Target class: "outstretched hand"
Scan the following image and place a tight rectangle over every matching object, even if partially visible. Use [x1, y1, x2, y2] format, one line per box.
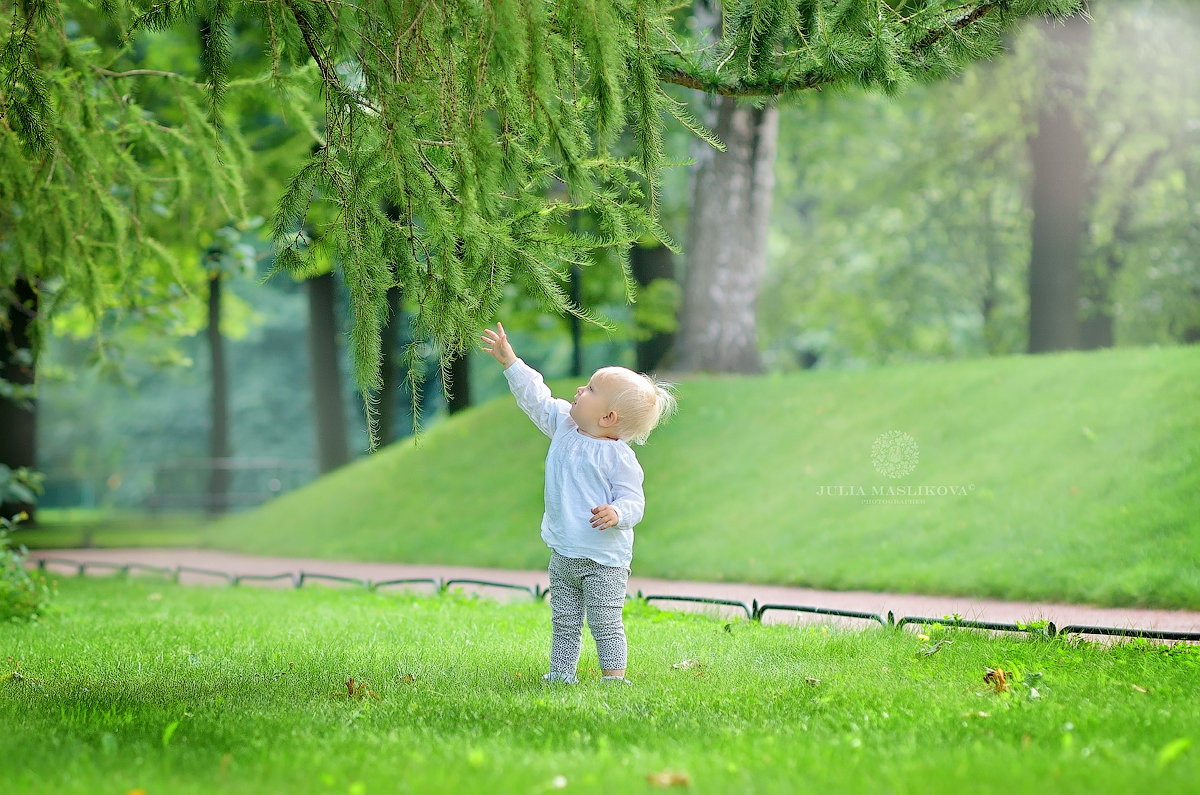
[481, 322, 517, 367]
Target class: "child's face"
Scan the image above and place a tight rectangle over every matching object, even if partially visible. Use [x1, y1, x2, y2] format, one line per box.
[570, 374, 617, 437]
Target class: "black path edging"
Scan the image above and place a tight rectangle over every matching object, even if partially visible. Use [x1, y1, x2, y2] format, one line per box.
[34, 556, 1200, 643]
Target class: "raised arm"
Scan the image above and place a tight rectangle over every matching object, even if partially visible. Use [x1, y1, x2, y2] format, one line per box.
[481, 322, 517, 368]
[482, 323, 569, 438]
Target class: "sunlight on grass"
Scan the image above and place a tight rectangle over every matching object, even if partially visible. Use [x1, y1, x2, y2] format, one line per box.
[194, 345, 1199, 608]
[2, 577, 1198, 794]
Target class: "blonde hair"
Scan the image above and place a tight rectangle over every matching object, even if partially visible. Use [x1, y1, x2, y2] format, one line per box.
[593, 366, 678, 445]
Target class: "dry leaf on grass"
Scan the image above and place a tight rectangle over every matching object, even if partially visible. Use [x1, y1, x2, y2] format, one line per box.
[983, 667, 1009, 693]
[337, 677, 382, 700]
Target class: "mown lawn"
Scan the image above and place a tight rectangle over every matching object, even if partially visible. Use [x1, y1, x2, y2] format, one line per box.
[183, 344, 1200, 608]
[15, 509, 208, 550]
[2, 576, 1197, 794]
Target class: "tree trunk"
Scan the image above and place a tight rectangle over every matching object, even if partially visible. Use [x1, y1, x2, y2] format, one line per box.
[307, 272, 350, 473]
[1080, 149, 1166, 350]
[675, 96, 779, 373]
[1079, 259, 1116, 350]
[630, 245, 676, 373]
[445, 350, 471, 415]
[1027, 15, 1091, 354]
[1, 278, 38, 523]
[207, 274, 231, 515]
[377, 284, 403, 447]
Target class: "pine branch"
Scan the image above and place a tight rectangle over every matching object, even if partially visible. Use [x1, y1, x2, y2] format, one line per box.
[655, 0, 1038, 97]
[914, 2, 998, 51]
[282, 0, 339, 89]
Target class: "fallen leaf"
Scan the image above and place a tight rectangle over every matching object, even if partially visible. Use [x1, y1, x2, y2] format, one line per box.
[984, 667, 1009, 693]
[672, 659, 700, 669]
[338, 677, 383, 700]
[646, 770, 690, 788]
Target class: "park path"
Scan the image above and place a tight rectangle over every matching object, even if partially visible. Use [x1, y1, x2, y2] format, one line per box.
[27, 547, 1200, 635]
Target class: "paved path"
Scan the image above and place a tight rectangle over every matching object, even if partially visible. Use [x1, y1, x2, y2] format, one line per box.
[28, 547, 1200, 635]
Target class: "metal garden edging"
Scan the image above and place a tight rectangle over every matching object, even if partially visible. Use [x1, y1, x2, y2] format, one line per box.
[30, 557, 1200, 643]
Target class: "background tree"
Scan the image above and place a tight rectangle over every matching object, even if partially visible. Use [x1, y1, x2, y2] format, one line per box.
[0, 279, 37, 520]
[1026, 12, 1090, 354]
[3, 0, 1081, 448]
[764, 0, 1199, 366]
[673, 0, 776, 373]
[0, 3, 331, 511]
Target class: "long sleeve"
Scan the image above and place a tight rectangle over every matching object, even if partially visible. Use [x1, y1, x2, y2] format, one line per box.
[608, 452, 645, 531]
[503, 358, 570, 438]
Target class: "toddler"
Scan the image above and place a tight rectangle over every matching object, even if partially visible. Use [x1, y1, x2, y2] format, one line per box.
[481, 322, 676, 685]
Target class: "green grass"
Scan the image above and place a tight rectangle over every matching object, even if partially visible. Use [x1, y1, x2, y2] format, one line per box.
[3, 576, 1198, 794]
[14, 509, 209, 549]
[199, 345, 1199, 608]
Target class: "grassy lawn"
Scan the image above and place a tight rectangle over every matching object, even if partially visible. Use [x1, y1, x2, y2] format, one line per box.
[3, 576, 1198, 794]
[13, 509, 211, 550]
[191, 345, 1199, 609]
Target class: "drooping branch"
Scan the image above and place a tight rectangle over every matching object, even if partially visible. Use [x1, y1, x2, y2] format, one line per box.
[656, 0, 1013, 98]
[283, 0, 340, 89]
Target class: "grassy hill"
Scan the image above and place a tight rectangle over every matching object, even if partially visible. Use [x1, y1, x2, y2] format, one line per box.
[206, 345, 1200, 608]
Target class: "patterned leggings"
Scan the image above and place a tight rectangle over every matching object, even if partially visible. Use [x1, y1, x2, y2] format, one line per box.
[548, 551, 630, 675]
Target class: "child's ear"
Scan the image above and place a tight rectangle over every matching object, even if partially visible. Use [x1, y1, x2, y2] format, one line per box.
[598, 410, 618, 428]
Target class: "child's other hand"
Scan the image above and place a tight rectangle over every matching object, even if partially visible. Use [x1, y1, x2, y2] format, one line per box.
[481, 322, 517, 367]
[590, 504, 618, 531]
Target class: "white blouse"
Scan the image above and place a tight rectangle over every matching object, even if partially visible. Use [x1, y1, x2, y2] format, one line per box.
[504, 359, 645, 569]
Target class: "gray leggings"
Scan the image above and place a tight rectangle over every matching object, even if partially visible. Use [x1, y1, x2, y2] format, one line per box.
[548, 551, 630, 674]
